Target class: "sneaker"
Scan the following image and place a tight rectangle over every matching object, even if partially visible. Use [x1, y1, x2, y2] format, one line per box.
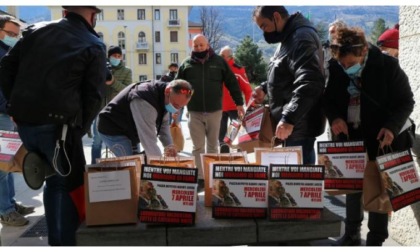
[0, 210, 29, 226]
[334, 234, 361, 246]
[15, 203, 35, 216]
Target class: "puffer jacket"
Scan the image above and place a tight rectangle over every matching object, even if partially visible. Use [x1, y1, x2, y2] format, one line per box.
[222, 58, 252, 111]
[262, 12, 326, 140]
[176, 47, 244, 112]
[103, 61, 132, 106]
[0, 13, 107, 133]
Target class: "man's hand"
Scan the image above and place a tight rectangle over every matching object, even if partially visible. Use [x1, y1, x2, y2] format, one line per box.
[377, 128, 394, 149]
[275, 121, 294, 141]
[236, 105, 245, 120]
[105, 75, 114, 85]
[331, 118, 349, 136]
[252, 86, 266, 104]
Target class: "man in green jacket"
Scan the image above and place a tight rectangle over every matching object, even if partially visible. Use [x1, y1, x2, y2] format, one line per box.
[91, 45, 132, 163]
[176, 34, 245, 190]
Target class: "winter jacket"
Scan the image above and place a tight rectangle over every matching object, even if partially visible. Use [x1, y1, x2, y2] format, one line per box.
[98, 80, 168, 146]
[223, 58, 252, 111]
[0, 13, 107, 133]
[103, 61, 132, 106]
[261, 12, 325, 140]
[176, 47, 244, 112]
[323, 44, 414, 159]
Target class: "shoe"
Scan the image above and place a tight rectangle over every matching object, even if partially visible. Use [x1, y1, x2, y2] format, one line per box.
[220, 145, 230, 153]
[0, 210, 29, 226]
[334, 234, 361, 246]
[15, 203, 35, 216]
[197, 179, 205, 193]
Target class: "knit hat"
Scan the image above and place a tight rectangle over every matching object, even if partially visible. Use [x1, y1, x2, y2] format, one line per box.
[108, 45, 122, 58]
[377, 24, 399, 49]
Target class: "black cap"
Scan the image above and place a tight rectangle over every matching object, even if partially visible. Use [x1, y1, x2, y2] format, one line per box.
[62, 6, 102, 13]
[108, 45, 122, 58]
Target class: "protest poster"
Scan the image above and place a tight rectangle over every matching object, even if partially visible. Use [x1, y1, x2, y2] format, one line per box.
[376, 149, 420, 211]
[211, 164, 268, 219]
[138, 164, 198, 225]
[317, 140, 367, 191]
[0, 130, 23, 162]
[268, 164, 324, 221]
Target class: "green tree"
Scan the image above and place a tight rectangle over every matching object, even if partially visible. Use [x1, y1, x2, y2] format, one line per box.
[234, 36, 268, 84]
[370, 18, 387, 43]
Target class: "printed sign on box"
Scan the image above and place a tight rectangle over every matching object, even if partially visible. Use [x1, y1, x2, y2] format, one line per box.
[376, 149, 420, 212]
[139, 164, 198, 225]
[317, 140, 367, 191]
[268, 164, 325, 221]
[211, 164, 268, 219]
[0, 131, 23, 162]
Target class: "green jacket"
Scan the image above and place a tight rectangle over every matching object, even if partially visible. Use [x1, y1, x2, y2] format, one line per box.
[176, 48, 244, 112]
[104, 61, 132, 106]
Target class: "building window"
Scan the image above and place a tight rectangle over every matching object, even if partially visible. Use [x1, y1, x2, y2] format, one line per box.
[171, 53, 179, 64]
[139, 75, 147, 81]
[169, 9, 178, 20]
[97, 10, 104, 20]
[98, 32, 104, 42]
[156, 53, 161, 64]
[155, 31, 160, 43]
[139, 53, 147, 65]
[118, 31, 125, 50]
[117, 9, 124, 20]
[154, 9, 160, 20]
[137, 9, 145, 20]
[138, 31, 146, 43]
[170, 31, 178, 42]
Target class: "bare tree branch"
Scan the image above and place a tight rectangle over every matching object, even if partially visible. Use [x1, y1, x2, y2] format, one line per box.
[200, 6, 224, 51]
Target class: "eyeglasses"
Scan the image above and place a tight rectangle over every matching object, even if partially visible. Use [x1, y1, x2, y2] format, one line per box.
[0, 29, 19, 38]
[329, 43, 364, 54]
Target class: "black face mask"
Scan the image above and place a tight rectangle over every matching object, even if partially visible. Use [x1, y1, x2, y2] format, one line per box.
[263, 16, 282, 44]
[194, 50, 208, 59]
[263, 31, 283, 44]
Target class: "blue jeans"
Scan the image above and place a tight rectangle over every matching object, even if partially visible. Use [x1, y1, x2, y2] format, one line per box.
[99, 132, 134, 157]
[0, 114, 16, 215]
[91, 117, 103, 164]
[17, 123, 82, 246]
[285, 137, 316, 165]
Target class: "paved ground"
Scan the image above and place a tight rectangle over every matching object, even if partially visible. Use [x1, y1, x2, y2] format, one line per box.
[0, 117, 402, 246]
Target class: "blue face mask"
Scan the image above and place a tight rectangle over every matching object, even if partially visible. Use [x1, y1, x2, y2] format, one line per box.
[165, 103, 178, 114]
[344, 63, 362, 76]
[109, 57, 121, 67]
[2, 35, 18, 47]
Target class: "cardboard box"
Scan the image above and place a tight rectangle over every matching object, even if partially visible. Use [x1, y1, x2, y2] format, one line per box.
[0, 130, 26, 173]
[84, 160, 140, 226]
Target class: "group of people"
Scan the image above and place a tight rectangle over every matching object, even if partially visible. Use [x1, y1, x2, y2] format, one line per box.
[0, 5, 414, 247]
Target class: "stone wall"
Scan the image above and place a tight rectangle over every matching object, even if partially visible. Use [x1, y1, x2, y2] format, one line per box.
[389, 5, 420, 246]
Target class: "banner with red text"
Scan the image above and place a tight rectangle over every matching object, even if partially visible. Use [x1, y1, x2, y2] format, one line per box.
[317, 140, 367, 190]
[138, 164, 198, 225]
[211, 164, 268, 218]
[376, 149, 420, 212]
[268, 164, 324, 221]
[0, 130, 23, 162]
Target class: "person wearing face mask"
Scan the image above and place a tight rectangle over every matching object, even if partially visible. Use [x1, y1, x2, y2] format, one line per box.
[323, 27, 414, 246]
[0, 6, 107, 245]
[176, 34, 245, 191]
[0, 15, 36, 227]
[376, 24, 399, 58]
[252, 6, 325, 165]
[160, 63, 183, 124]
[90, 45, 132, 164]
[98, 79, 193, 158]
